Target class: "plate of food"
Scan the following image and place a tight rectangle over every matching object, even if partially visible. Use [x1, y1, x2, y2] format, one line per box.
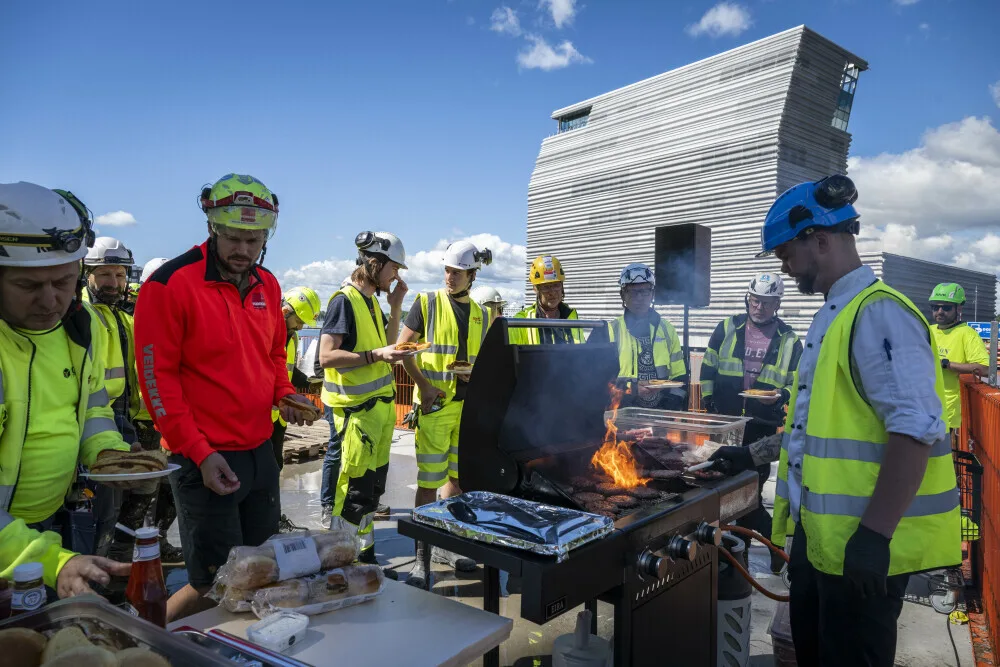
[80, 450, 179, 481]
[739, 389, 781, 400]
[395, 342, 431, 356]
[277, 395, 323, 421]
[640, 379, 683, 390]
[446, 361, 473, 376]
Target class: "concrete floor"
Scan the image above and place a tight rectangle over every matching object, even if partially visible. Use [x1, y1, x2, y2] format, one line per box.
[166, 428, 976, 667]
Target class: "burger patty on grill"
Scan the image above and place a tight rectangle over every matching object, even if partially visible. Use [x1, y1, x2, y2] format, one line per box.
[569, 475, 597, 491]
[607, 495, 638, 508]
[630, 485, 660, 499]
[573, 492, 604, 504]
[596, 482, 626, 496]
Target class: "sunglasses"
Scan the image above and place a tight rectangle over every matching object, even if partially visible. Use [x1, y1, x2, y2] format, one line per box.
[930, 304, 955, 312]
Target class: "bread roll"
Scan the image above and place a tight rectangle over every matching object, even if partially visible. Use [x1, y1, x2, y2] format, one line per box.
[225, 547, 280, 589]
[0, 627, 47, 667]
[314, 531, 359, 569]
[252, 579, 310, 609]
[41, 626, 91, 663]
[347, 566, 382, 596]
[116, 647, 172, 667]
[43, 645, 118, 667]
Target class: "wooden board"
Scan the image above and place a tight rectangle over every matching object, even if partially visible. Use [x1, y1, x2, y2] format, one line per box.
[281, 421, 331, 463]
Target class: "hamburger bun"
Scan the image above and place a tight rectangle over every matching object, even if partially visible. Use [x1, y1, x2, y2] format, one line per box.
[116, 647, 172, 667]
[446, 361, 472, 370]
[41, 626, 91, 663]
[0, 627, 47, 667]
[90, 449, 166, 475]
[43, 645, 118, 667]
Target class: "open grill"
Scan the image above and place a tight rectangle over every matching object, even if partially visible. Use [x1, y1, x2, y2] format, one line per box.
[401, 318, 759, 667]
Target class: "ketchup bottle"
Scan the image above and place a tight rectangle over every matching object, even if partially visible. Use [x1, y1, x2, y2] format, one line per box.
[126, 527, 168, 627]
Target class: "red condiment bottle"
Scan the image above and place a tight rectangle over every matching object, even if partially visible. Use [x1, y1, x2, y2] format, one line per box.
[126, 527, 168, 627]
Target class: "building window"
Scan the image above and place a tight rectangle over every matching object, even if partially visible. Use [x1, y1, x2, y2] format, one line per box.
[557, 107, 591, 133]
[831, 62, 860, 131]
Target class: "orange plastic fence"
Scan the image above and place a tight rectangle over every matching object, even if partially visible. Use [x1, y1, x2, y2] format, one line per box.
[960, 376, 1000, 662]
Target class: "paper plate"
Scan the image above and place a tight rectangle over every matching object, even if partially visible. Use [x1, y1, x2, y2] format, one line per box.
[739, 391, 780, 400]
[81, 463, 181, 481]
[448, 368, 473, 376]
[642, 381, 682, 390]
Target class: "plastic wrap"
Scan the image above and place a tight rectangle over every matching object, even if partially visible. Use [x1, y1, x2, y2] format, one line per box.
[249, 565, 385, 619]
[411, 492, 614, 563]
[208, 522, 360, 609]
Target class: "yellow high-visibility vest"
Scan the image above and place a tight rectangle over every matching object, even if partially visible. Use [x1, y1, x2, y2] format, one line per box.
[414, 289, 487, 404]
[321, 287, 394, 409]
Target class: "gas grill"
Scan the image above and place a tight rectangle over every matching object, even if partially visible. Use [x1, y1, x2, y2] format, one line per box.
[398, 318, 759, 667]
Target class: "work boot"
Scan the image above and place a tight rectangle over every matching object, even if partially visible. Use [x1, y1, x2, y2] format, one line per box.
[407, 541, 430, 590]
[159, 537, 184, 565]
[375, 503, 391, 520]
[432, 546, 477, 573]
[358, 547, 398, 580]
[278, 514, 304, 533]
[321, 506, 334, 530]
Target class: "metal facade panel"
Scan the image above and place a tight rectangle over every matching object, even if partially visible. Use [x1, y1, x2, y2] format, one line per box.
[880, 252, 997, 322]
[526, 26, 867, 348]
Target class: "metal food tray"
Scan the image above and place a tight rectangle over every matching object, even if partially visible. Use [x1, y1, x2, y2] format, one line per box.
[173, 626, 312, 667]
[0, 596, 231, 665]
[608, 408, 751, 447]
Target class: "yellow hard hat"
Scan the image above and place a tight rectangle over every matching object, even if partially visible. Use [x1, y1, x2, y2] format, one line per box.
[283, 286, 321, 327]
[529, 255, 565, 285]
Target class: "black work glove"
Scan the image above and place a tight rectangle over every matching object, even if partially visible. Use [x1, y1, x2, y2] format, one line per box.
[708, 446, 755, 474]
[843, 524, 891, 598]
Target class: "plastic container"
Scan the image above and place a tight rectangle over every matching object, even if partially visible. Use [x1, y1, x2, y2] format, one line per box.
[246, 611, 309, 653]
[11, 562, 45, 616]
[551, 610, 612, 667]
[607, 408, 751, 448]
[768, 600, 798, 667]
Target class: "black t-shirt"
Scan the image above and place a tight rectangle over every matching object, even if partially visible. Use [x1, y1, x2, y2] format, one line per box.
[315, 291, 387, 376]
[404, 293, 471, 401]
[533, 302, 576, 344]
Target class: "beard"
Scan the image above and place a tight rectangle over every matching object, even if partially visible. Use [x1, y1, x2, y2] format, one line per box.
[218, 253, 255, 275]
[794, 271, 818, 296]
[95, 286, 122, 305]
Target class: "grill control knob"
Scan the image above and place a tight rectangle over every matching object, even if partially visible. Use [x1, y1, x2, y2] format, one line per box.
[694, 522, 722, 547]
[666, 535, 698, 561]
[637, 548, 669, 579]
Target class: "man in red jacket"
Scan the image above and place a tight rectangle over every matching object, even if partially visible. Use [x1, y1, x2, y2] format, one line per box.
[135, 174, 317, 622]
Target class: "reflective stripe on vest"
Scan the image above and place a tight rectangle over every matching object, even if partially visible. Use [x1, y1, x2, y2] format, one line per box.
[321, 287, 394, 408]
[772, 282, 960, 576]
[81, 416, 118, 442]
[607, 315, 683, 381]
[87, 387, 110, 409]
[105, 367, 126, 380]
[415, 289, 486, 404]
[711, 316, 797, 388]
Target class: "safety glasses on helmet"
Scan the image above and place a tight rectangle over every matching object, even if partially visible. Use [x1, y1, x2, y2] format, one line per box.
[201, 190, 277, 213]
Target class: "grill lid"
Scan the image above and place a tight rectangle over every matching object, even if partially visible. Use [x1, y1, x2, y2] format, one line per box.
[458, 318, 619, 493]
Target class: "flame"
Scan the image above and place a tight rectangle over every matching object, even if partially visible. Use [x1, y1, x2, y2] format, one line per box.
[591, 384, 651, 489]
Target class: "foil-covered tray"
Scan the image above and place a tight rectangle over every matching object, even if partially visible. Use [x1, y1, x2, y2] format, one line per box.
[411, 491, 614, 562]
[0, 595, 231, 665]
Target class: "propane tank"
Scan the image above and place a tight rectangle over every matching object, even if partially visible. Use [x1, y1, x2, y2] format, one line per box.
[718, 533, 753, 667]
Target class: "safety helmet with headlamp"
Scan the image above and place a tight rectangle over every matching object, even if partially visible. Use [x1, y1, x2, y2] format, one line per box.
[758, 174, 860, 257]
[200, 174, 279, 237]
[0, 182, 95, 267]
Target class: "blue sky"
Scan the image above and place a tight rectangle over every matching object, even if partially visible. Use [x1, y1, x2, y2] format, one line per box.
[2, 0, 999, 305]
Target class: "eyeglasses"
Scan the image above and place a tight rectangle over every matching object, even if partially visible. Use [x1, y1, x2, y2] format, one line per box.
[748, 295, 780, 309]
[628, 287, 654, 298]
[930, 304, 955, 312]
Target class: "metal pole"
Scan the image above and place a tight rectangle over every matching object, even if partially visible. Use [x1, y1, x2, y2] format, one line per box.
[683, 304, 690, 401]
[975, 285, 979, 321]
[990, 321, 997, 388]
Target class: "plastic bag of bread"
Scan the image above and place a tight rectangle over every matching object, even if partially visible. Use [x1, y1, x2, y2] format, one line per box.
[250, 565, 385, 619]
[209, 522, 361, 602]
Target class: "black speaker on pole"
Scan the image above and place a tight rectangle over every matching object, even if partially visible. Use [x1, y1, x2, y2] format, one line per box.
[654, 224, 711, 307]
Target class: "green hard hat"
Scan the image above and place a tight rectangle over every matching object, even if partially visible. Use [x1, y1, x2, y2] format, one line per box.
[929, 282, 966, 304]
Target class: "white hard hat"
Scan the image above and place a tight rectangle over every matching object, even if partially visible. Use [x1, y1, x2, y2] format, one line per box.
[140, 257, 169, 284]
[470, 285, 506, 306]
[0, 182, 93, 267]
[443, 240, 493, 271]
[85, 236, 134, 267]
[355, 231, 407, 269]
[619, 263, 654, 288]
[747, 272, 785, 299]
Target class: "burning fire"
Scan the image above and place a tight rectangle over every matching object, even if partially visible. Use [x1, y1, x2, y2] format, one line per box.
[591, 385, 651, 489]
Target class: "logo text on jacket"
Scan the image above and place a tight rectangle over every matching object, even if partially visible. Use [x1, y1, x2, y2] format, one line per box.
[142, 344, 167, 418]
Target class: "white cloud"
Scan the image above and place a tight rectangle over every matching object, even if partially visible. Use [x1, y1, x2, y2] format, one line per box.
[517, 35, 591, 71]
[279, 233, 528, 311]
[893, 0, 920, 5]
[539, 0, 577, 29]
[686, 2, 752, 38]
[990, 81, 1000, 109]
[850, 116, 1000, 277]
[490, 6, 521, 36]
[918, 22, 930, 33]
[95, 210, 137, 226]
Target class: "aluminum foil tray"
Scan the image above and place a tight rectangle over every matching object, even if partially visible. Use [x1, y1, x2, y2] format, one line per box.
[0, 595, 230, 665]
[411, 491, 614, 562]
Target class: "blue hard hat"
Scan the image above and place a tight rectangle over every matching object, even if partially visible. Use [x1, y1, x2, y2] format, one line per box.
[758, 175, 860, 257]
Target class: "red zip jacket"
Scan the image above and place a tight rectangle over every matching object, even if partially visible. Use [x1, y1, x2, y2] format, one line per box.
[134, 240, 295, 465]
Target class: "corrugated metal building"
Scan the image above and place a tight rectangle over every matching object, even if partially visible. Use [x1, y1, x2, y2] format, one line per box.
[526, 26, 869, 346]
[863, 253, 996, 324]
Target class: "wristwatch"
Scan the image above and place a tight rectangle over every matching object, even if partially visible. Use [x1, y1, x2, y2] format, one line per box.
[941, 358, 951, 369]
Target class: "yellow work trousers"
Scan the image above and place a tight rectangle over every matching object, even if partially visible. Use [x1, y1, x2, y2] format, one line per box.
[414, 399, 463, 489]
